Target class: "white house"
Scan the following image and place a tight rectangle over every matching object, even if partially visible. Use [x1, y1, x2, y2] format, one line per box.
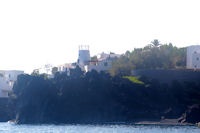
[186, 45, 200, 69]
[84, 52, 120, 72]
[0, 70, 24, 98]
[77, 45, 120, 72]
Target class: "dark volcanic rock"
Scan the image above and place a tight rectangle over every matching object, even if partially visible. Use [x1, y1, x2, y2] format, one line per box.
[11, 69, 200, 124]
[0, 98, 15, 122]
[179, 104, 200, 124]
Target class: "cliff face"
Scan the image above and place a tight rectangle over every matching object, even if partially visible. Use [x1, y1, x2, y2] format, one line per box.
[0, 98, 15, 122]
[0, 69, 199, 124]
[10, 69, 199, 124]
[178, 104, 200, 124]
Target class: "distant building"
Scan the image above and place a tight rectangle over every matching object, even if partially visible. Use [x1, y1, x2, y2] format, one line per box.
[33, 64, 56, 78]
[84, 52, 120, 72]
[57, 63, 76, 75]
[34, 64, 53, 75]
[77, 45, 120, 72]
[187, 45, 200, 69]
[0, 70, 24, 98]
[34, 45, 120, 75]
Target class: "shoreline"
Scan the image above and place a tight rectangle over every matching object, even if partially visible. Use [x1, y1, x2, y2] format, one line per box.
[9, 119, 196, 126]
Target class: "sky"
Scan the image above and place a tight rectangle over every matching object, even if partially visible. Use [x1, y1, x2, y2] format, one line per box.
[0, 0, 200, 73]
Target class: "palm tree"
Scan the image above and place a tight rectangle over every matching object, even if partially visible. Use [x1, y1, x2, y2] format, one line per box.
[151, 39, 161, 47]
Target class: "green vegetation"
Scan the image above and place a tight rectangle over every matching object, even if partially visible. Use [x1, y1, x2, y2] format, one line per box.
[31, 69, 39, 76]
[123, 76, 144, 84]
[91, 55, 97, 61]
[110, 40, 186, 76]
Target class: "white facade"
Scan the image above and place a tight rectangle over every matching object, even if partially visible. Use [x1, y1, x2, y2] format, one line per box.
[85, 59, 112, 72]
[0, 70, 24, 98]
[187, 45, 200, 69]
[84, 52, 120, 72]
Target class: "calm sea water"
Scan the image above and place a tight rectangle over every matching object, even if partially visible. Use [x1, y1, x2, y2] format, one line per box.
[0, 122, 199, 133]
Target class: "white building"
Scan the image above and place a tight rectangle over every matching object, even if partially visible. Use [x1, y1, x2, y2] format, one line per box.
[36, 45, 120, 75]
[0, 70, 24, 98]
[84, 52, 120, 72]
[84, 58, 112, 72]
[186, 45, 200, 69]
[77, 45, 120, 72]
[33, 64, 56, 78]
[34, 64, 53, 75]
[57, 63, 76, 75]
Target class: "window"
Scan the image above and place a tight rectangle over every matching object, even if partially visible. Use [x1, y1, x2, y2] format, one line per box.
[197, 57, 199, 61]
[194, 51, 197, 54]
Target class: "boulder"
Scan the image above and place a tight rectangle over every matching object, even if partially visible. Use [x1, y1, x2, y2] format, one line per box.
[179, 104, 200, 124]
[197, 122, 200, 128]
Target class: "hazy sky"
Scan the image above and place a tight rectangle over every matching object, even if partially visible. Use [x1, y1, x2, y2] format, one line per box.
[0, 0, 200, 73]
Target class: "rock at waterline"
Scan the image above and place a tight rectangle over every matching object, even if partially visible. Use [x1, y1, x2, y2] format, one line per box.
[197, 122, 200, 128]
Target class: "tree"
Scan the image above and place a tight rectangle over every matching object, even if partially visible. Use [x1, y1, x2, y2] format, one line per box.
[109, 41, 186, 75]
[31, 69, 39, 76]
[69, 65, 84, 79]
[151, 39, 161, 47]
[91, 56, 97, 61]
[52, 67, 58, 75]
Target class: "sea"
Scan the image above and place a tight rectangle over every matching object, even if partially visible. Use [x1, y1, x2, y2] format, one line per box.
[0, 122, 199, 133]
